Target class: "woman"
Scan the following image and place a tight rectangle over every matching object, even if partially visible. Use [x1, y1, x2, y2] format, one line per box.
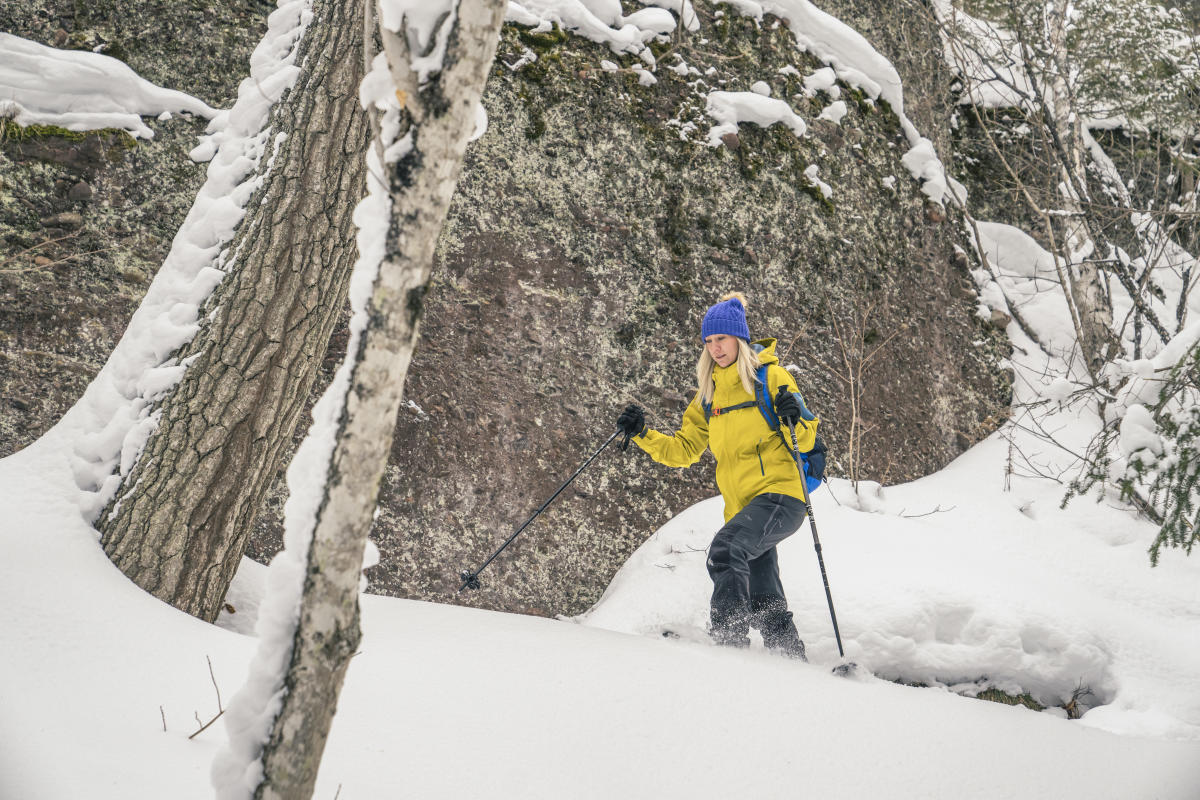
[616, 292, 818, 658]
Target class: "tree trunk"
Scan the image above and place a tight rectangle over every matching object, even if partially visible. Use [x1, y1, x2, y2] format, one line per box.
[250, 1, 506, 798]
[1042, 0, 1115, 377]
[98, 0, 369, 622]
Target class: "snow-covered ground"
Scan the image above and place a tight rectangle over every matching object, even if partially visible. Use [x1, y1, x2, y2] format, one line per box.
[3, 381, 1200, 799]
[3, 219, 1199, 796]
[4, 0, 1200, 797]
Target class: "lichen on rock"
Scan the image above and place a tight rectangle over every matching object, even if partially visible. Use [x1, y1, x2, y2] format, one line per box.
[0, 1, 1011, 621]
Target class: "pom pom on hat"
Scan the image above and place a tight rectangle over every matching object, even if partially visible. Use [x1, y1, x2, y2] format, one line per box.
[701, 291, 751, 341]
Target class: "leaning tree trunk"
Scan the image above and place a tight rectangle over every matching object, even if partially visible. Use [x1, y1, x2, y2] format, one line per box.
[99, 0, 369, 622]
[248, 1, 506, 797]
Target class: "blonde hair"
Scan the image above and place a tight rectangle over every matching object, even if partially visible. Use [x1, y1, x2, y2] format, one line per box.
[696, 292, 761, 406]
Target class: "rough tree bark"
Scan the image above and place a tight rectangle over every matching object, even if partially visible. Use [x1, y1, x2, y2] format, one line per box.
[98, 0, 369, 622]
[250, 1, 506, 798]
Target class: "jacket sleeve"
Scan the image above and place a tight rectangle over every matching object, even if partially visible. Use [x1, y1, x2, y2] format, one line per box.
[768, 364, 819, 453]
[632, 393, 710, 468]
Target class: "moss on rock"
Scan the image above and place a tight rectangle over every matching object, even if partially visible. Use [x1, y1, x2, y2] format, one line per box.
[351, 8, 1012, 616]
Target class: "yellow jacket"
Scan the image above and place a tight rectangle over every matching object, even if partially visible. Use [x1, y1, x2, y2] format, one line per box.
[633, 339, 818, 522]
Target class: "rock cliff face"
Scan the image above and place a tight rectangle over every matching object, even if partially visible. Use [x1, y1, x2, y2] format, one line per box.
[0, 0, 268, 454]
[1, 3, 1010, 618]
[365, 8, 1011, 616]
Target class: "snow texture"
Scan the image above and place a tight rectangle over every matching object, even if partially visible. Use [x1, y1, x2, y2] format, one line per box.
[0, 32, 217, 138]
[3, 3, 1199, 799]
[803, 163, 832, 198]
[3, 373, 1200, 799]
[817, 99, 848, 124]
[705, 90, 807, 146]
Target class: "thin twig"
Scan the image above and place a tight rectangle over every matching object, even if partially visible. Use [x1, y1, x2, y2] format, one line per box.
[0, 230, 84, 268]
[899, 504, 957, 518]
[207, 655, 223, 712]
[187, 655, 226, 740]
[188, 709, 225, 740]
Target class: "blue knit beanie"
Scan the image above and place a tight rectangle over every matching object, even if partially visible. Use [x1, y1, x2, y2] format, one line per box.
[701, 295, 750, 341]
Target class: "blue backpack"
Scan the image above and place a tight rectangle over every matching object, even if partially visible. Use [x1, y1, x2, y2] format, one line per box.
[700, 362, 827, 493]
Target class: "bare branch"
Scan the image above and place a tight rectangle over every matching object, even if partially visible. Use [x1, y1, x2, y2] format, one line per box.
[899, 504, 957, 518]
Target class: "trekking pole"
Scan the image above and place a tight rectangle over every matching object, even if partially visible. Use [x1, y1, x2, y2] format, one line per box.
[781, 421, 846, 659]
[458, 428, 624, 592]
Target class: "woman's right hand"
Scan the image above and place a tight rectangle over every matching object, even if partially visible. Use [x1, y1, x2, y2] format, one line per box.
[616, 404, 646, 436]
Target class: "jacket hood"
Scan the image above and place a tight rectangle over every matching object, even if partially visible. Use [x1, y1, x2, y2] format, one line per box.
[751, 338, 779, 366]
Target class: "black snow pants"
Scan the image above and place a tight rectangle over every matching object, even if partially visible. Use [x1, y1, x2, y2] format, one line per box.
[707, 492, 807, 656]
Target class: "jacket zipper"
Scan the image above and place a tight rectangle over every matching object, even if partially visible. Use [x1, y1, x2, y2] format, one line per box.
[756, 439, 765, 476]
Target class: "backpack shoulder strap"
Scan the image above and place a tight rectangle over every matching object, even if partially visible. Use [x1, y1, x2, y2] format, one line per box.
[754, 363, 780, 431]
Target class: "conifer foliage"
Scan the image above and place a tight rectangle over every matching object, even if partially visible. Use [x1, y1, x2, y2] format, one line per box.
[1120, 344, 1200, 564]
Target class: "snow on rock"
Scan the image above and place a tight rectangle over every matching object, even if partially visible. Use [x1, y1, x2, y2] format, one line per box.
[803, 163, 832, 198]
[667, 57, 692, 76]
[69, 0, 311, 521]
[633, 65, 658, 86]
[622, 7, 679, 37]
[900, 136, 949, 203]
[0, 32, 218, 138]
[714, 1, 955, 203]
[507, 0, 657, 60]
[802, 65, 840, 98]
[747, 1, 896, 109]
[817, 99, 848, 124]
[750, 80, 772, 96]
[705, 90, 806, 146]
[507, 0, 957, 203]
[639, 0, 700, 31]
[579, 0, 623, 26]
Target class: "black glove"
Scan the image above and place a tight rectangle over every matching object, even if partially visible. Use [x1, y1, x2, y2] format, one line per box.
[775, 386, 802, 427]
[617, 404, 646, 436]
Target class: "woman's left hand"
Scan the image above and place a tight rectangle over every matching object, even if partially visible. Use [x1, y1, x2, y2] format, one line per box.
[774, 387, 801, 426]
